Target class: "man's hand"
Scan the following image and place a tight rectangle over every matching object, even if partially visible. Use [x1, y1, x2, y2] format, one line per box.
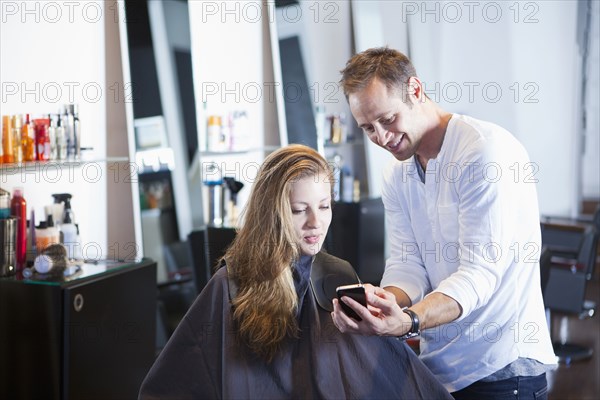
[331, 284, 412, 336]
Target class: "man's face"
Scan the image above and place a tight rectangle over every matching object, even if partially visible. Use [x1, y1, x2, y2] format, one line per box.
[349, 78, 425, 161]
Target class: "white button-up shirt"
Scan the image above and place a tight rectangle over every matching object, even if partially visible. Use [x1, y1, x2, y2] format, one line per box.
[381, 114, 556, 392]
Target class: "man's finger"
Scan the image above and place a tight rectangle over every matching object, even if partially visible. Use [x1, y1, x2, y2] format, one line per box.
[366, 290, 396, 313]
[332, 298, 361, 332]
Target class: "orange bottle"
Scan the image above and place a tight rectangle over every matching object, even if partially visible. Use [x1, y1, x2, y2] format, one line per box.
[11, 115, 23, 163]
[2, 115, 14, 164]
[21, 114, 36, 162]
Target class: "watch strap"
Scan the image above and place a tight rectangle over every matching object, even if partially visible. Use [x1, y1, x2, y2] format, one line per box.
[398, 307, 420, 341]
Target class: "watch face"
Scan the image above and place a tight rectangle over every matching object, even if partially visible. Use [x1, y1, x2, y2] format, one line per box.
[398, 331, 420, 341]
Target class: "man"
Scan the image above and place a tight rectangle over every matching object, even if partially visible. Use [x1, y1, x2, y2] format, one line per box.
[331, 47, 556, 399]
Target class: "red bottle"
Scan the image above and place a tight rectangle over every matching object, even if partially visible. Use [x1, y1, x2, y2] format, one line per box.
[34, 118, 50, 161]
[10, 188, 27, 272]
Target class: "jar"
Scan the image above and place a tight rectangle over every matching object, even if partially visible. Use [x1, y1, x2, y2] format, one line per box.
[0, 189, 10, 219]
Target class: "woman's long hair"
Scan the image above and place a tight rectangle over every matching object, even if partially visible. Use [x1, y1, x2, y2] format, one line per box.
[224, 144, 334, 361]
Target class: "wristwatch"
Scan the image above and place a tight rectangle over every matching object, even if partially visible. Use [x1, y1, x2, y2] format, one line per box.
[398, 307, 420, 341]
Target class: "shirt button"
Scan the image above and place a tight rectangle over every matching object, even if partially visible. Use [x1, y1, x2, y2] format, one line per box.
[513, 389, 518, 395]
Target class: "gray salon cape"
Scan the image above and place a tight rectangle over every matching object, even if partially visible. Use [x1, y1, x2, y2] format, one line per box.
[139, 252, 451, 399]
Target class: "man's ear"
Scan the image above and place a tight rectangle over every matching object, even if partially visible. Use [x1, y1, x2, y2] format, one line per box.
[406, 76, 424, 104]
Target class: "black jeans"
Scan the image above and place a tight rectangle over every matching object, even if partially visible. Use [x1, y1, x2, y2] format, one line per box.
[451, 373, 548, 400]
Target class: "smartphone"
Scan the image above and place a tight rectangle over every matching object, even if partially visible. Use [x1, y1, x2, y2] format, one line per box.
[336, 283, 367, 321]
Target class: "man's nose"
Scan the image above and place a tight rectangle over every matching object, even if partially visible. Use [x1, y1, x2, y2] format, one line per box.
[373, 124, 391, 146]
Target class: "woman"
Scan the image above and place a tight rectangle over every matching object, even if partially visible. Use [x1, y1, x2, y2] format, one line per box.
[139, 145, 451, 399]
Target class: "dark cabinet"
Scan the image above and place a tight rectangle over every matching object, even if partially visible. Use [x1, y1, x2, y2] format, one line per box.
[0, 259, 156, 400]
[326, 198, 386, 285]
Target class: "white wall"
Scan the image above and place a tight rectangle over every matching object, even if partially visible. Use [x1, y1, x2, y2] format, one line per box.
[107, 1, 140, 260]
[582, 0, 600, 199]
[188, 0, 272, 212]
[352, 0, 399, 198]
[1, 1, 108, 257]
[355, 0, 590, 217]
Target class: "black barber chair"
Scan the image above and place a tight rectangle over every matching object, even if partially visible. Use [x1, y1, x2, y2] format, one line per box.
[188, 227, 237, 293]
[156, 241, 196, 347]
[541, 220, 598, 363]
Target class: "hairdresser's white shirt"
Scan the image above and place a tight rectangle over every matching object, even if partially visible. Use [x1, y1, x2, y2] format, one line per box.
[380, 114, 556, 392]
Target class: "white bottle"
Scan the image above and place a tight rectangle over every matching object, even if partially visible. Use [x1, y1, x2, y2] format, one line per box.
[60, 198, 81, 259]
[55, 113, 67, 161]
[61, 223, 77, 259]
[47, 115, 57, 160]
[207, 115, 222, 152]
[342, 168, 354, 203]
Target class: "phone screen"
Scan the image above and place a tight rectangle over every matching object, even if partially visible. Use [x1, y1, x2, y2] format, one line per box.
[336, 284, 367, 321]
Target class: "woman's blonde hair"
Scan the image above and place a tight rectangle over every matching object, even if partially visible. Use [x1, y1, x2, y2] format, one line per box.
[224, 144, 334, 361]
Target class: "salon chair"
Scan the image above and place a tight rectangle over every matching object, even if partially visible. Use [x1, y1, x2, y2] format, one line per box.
[188, 226, 237, 293]
[163, 241, 194, 282]
[156, 241, 196, 350]
[541, 221, 598, 363]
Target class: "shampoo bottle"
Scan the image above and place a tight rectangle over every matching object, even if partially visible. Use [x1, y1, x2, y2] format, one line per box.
[10, 188, 26, 272]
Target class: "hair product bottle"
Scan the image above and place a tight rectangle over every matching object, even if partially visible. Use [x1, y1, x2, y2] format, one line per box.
[55, 113, 67, 160]
[10, 188, 27, 272]
[11, 115, 23, 164]
[47, 115, 57, 161]
[2, 115, 14, 164]
[71, 104, 81, 160]
[21, 114, 36, 162]
[34, 118, 51, 161]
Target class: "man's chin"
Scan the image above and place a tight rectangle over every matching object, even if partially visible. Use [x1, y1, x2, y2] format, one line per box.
[392, 151, 412, 162]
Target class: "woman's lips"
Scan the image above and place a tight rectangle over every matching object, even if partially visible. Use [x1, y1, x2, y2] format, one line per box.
[304, 235, 320, 244]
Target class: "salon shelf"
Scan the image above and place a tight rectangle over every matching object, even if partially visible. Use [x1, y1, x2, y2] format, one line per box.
[323, 140, 364, 148]
[197, 146, 280, 157]
[0, 157, 129, 176]
[187, 147, 280, 181]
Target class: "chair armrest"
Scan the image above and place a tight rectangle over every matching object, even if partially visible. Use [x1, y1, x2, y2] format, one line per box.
[157, 268, 194, 289]
[550, 256, 587, 272]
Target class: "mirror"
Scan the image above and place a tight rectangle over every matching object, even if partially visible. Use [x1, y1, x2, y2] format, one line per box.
[120, 0, 202, 281]
[270, 0, 369, 199]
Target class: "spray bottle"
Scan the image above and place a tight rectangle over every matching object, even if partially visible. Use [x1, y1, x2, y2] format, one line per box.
[51, 193, 80, 259]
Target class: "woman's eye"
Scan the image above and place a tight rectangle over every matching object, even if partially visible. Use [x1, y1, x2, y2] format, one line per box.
[382, 116, 395, 125]
[320, 205, 330, 210]
[292, 209, 305, 214]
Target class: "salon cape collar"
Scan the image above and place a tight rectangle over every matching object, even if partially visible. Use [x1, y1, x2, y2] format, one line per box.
[227, 251, 360, 312]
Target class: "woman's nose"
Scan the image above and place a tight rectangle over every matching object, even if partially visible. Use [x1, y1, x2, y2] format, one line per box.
[305, 211, 320, 228]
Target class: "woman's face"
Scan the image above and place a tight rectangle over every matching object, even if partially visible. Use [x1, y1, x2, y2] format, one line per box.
[289, 172, 332, 256]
